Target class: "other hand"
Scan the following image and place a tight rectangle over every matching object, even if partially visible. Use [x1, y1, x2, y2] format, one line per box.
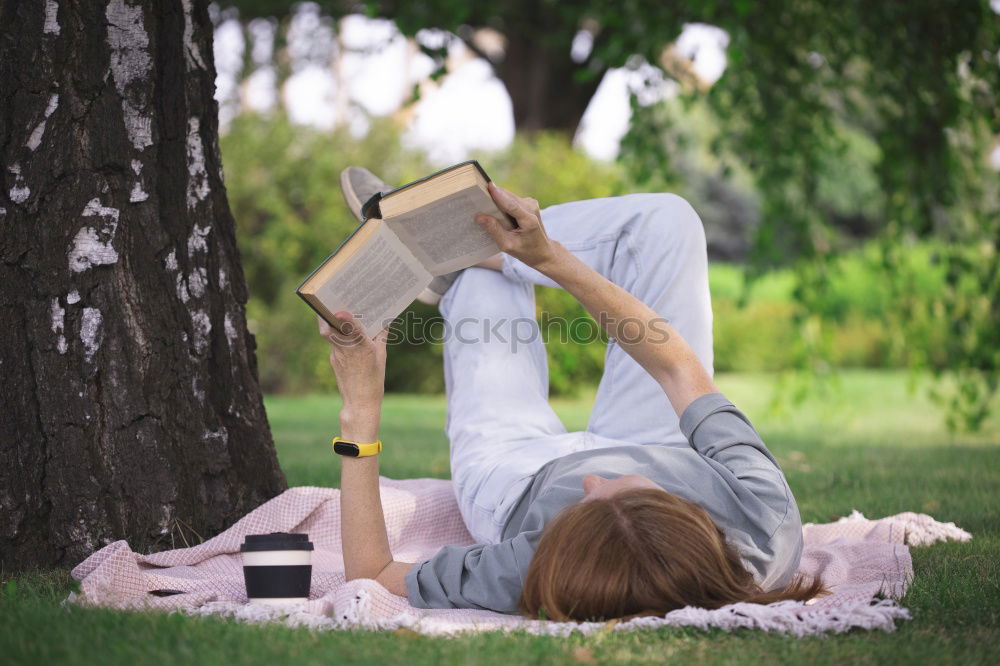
[476, 183, 560, 270]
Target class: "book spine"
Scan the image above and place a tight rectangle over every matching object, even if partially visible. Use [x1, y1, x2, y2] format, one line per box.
[296, 291, 337, 328]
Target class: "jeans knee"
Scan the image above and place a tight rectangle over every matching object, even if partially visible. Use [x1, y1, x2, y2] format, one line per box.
[632, 193, 706, 254]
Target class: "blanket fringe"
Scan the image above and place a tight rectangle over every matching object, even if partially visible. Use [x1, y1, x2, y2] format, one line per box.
[187, 601, 341, 632]
[830, 510, 973, 547]
[178, 595, 911, 638]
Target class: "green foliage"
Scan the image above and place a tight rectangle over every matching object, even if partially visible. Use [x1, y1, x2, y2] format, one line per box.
[221, 113, 963, 394]
[618, 1, 1000, 429]
[487, 132, 630, 207]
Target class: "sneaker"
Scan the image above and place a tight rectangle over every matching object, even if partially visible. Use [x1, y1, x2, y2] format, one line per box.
[339, 166, 457, 306]
[339, 166, 389, 221]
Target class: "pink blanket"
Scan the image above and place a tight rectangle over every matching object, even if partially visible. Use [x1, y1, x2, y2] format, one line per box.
[69, 478, 971, 637]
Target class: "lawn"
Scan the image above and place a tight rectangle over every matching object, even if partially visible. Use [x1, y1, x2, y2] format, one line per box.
[4, 371, 999, 665]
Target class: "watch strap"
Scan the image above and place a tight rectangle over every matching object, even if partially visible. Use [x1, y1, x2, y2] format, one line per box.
[332, 436, 382, 457]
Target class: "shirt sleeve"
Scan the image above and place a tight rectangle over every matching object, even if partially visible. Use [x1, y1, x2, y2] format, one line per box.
[404, 531, 539, 613]
[679, 392, 789, 522]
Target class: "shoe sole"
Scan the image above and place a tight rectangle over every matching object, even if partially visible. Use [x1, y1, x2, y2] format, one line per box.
[339, 169, 365, 221]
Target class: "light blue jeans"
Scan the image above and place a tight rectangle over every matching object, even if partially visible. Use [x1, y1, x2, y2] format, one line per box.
[440, 193, 714, 544]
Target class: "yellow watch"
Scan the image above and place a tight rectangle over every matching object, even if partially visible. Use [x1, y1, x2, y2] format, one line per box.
[332, 436, 382, 458]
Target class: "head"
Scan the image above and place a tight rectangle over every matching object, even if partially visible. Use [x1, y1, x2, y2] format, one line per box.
[519, 479, 823, 621]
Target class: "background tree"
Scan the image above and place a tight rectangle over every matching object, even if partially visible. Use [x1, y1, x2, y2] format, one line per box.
[0, 0, 286, 571]
[228, 0, 638, 135]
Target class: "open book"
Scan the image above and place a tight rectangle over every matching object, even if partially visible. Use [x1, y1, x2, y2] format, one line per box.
[297, 160, 515, 337]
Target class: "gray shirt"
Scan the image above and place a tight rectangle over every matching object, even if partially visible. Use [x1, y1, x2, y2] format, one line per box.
[405, 392, 803, 612]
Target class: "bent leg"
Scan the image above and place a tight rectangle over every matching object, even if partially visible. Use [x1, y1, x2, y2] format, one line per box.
[503, 193, 714, 446]
[441, 268, 565, 447]
[440, 267, 572, 541]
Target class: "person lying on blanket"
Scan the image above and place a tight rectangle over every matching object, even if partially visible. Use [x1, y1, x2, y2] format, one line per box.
[318, 167, 825, 621]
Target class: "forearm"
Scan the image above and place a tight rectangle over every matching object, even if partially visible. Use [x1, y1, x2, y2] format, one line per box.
[538, 244, 717, 415]
[338, 406, 393, 582]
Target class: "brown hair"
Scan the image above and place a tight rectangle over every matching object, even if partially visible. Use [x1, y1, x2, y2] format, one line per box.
[519, 488, 825, 621]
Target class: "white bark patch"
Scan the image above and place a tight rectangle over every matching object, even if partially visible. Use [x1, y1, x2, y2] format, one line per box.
[129, 182, 148, 202]
[129, 159, 148, 202]
[181, 0, 207, 70]
[67, 290, 81, 304]
[218, 266, 227, 289]
[50, 298, 65, 333]
[187, 266, 208, 298]
[69, 199, 120, 273]
[164, 249, 178, 271]
[82, 198, 119, 220]
[80, 307, 103, 362]
[223, 312, 237, 346]
[176, 273, 190, 303]
[27, 94, 59, 151]
[44, 0, 60, 35]
[8, 164, 30, 204]
[187, 223, 211, 255]
[51, 298, 68, 354]
[106, 0, 152, 151]
[190, 309, 211, 354]
[69, 229, 118, 271]
[185, 118, 210, 209]
[203, 427, 228, 444]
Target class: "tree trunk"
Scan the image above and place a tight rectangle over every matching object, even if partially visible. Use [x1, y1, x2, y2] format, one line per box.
[0, 0, 287, 571]
[496, 32, 604, 136]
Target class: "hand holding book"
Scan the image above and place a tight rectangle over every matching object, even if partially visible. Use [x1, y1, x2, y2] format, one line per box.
[318, 312, 386, 433]
[475, 182, 560, 271]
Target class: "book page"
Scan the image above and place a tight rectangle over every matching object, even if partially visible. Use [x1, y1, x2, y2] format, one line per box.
[313, 223, 431, 338]
[384, 186, 505, 275]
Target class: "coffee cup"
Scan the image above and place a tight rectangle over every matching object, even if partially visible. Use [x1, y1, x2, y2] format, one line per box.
[240, 532, 314, 604]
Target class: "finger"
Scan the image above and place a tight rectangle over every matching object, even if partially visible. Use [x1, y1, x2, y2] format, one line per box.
[317, 314, 334, 337]
[474, 213, 506, 244]
[331, 311, 366, 344]
[487, 182, 524, 215]
[487, 182, 534, 227]
[334, 311, 361, 337]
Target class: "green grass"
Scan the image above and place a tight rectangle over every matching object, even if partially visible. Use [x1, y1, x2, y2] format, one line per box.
[4, 371, 999, 665]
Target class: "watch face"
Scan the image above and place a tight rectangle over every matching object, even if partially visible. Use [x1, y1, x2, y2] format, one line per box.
[334, 441, 360, 457]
